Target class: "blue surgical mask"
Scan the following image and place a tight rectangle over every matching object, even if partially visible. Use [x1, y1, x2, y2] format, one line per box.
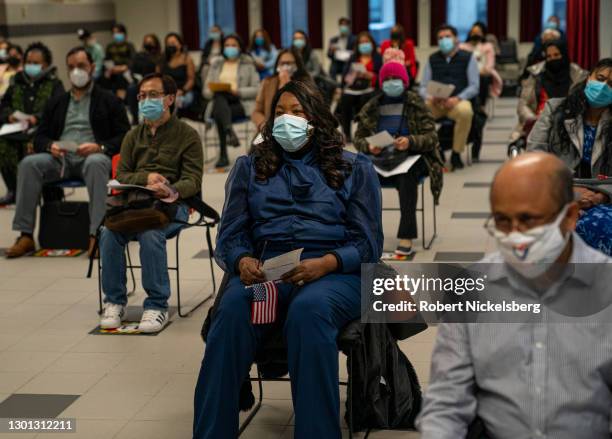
[209, 31, 221, 41]
[272, 114, 312, 152]
[438, 36, 455, 55]
[545, 21, 559, 30]
[255, 36, 265, 46]
[292, 39, 306, 49]
[113, 33, 126, 43]
[584, 80, 612, 108]
[382, 79, 405, 97]
[138, 98, 165, 121]
[24, 63, 42, 78]
[358, 42, 373, 55]
[339, 25, 350, 35]
[223, 46, 239, 59]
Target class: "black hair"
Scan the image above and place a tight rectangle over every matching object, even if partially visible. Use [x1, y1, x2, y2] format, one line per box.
[222, 34, 244, 58]
[471, 21, 488, 36]
[8, 43, 23, 56]
[553, 163, 575, 208]
[543, 39, 569, 61]
[248, 28, 272, 53]
[25, 41, 52, 65]
[112, 23, 127, 34]
[143, 33, 161, 54]
[552, 58, 612, 175]
[338, 17, 351, 25]
[252, 80, 351, 189]
[138, 72, 178, 95]
[273, 48, 310, 81]
[355, 31, 377, 49]
[391, 23, 405, 42]
[436, 23, 458, 37]
[65, 46, 93, 64]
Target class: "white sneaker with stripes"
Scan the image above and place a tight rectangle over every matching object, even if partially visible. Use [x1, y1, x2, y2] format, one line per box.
[100, 303, 125, 329]
[138, 309, 169, 333]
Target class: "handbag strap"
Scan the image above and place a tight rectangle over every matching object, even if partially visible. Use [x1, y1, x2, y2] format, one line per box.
[394, 96, 410, 138]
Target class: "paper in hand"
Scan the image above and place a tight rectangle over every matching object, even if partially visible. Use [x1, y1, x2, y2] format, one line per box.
[107, 179, 155, 192]
[55, 140, 79, 152]
[426, 80, 456, 99]
[0, 122, 28, 137]
[12, 111, 32, 122]
[335, 49, 352, 62]
[262, 248, 303, 281]
[365, 130, 395, 148]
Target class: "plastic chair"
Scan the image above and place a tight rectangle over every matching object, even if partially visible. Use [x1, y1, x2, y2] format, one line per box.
[381, 176, 438, 250]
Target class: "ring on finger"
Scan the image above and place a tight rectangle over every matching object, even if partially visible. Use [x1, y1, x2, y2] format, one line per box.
[297, 280, 305, 287]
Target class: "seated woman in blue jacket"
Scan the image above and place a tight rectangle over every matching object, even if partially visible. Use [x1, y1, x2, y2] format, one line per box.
[193, 80, 383, 439]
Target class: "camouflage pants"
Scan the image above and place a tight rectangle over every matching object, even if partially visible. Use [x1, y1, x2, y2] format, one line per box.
[0, 138, 28, 192]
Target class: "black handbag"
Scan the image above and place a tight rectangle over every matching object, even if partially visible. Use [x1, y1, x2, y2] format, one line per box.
[104, 190, 179, 234]
[38, 201, 90, 249]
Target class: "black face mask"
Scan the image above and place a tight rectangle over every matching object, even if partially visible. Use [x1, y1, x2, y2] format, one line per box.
[165, 46, 178, 57]
[391, 32, 402, 40]
[144, 43, 157, 53]
[469, 35, 484, 43]
[546, 58, 565, 73]
[7, 56, 20, 67]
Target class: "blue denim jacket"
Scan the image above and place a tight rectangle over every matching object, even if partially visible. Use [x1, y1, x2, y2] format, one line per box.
[215, 148, 383, 274]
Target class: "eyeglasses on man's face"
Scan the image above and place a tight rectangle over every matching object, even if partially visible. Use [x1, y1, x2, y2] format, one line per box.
[137, 91, 165, 101]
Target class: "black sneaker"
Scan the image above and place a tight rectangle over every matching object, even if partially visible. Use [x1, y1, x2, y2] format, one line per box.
[0, 191, 15, 206]
[451, 152, 464, 170]
[215, 155, 229, 169]
[227, 130, 240, 147]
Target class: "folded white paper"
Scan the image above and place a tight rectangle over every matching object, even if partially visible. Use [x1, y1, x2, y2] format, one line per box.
[262, 248, 303, 281]
[12, 111, 32, 122]
[365, 130, 395, 148]
[335, 49, 352, 62]
[0, 122, 27, 136]
[55, 140, 79, 152]
[107, 179, 155, 192]
[426, 80, 456, 99]
[374, 154, 422, 178]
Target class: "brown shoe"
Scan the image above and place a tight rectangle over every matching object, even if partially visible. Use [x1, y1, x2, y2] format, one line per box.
[87, 236, 99, 259]
[6, 235, 35, 258]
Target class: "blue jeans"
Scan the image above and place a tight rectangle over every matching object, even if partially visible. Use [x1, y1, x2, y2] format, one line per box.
[100, 204, 189, 311]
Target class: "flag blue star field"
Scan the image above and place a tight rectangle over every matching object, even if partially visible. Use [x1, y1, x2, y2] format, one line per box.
[251, 281, 278, 324]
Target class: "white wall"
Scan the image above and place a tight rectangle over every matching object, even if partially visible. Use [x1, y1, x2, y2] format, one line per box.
[601, 0, 612, 58]
[112, 0, 180, 50]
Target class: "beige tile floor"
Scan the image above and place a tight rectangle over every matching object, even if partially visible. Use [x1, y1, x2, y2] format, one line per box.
[0, 98, 518, 438]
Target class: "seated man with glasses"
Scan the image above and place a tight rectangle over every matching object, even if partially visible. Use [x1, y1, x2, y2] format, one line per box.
[99, 73, 203, 333]
[6, 46, 129, 258]
[417, 152, 612, 439]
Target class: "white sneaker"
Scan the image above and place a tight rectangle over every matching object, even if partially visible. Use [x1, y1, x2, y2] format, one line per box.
[100, 303, 125, 329]
[138, 309, 169, 333]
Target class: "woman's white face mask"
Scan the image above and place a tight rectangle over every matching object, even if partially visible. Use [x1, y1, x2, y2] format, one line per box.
[493, 205, 571, 279]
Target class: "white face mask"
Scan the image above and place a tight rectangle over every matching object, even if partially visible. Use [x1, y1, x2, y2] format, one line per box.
[494, 205, 571, 279]
[69, 67, 90, 88]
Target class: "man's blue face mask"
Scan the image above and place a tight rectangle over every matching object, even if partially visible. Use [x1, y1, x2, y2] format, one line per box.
[584, 79, 612, 108]
[272, 114, 312, 152]
[138, 98, 165, 121]
[438, 36, 455, 55]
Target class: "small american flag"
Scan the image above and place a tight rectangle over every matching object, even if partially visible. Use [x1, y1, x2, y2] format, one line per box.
[251, 281, 278, 324]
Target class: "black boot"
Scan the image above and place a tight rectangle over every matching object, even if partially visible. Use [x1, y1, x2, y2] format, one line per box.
[215, 146, 229, 169]
[0, 190, 15, 206]
[451, 152, 464, 170]
[227, 129, 240, 147]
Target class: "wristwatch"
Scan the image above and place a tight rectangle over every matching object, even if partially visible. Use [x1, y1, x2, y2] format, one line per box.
[99, 144, 106, 154]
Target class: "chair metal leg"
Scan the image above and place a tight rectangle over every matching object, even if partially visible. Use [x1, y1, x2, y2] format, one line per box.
[125, 245, 136, 296]
[421, 181, 437, 250]
[176, 228, 216, 318]
[348, 350, 353, 439]
[238, 367, 263, 436]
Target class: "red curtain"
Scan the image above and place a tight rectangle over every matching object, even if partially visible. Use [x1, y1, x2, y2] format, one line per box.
[351, 0, 369, 34]
[261, 0, 281, 48]
[308, 0, 323, 48]
[234, 0, 250, 44]
[429, 0, 447, 46]
[487, 0, 508, 40]
[567, 0, 600, 69]
[520, 0, 543, 42]
[395, 0, 418, 45]
[180, 0, 200, 50]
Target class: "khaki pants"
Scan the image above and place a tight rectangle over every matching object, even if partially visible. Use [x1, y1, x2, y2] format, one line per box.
[428, 99, 473, 153]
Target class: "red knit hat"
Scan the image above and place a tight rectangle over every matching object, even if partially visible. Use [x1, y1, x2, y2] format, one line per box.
[379, 61, 409, 88]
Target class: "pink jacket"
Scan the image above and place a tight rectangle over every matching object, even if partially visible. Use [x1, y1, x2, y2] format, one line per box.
[459, 41, 502, 97]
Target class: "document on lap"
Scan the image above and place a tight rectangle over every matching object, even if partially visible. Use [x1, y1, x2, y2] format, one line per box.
[426, 80, 455, 99]
[107, 179, 156, 192]
[55, 140, 79, 152]
[365, 130, 395, 148]
[373, 154, 422, 178]
[262, 248, 304, 281]
[0, 121, 28, 136]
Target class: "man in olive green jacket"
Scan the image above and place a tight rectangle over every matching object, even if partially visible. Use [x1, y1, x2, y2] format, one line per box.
[99, 73, 203, 333]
